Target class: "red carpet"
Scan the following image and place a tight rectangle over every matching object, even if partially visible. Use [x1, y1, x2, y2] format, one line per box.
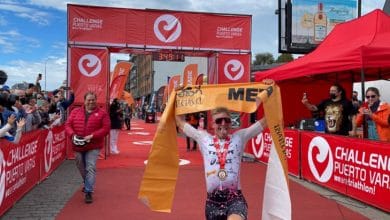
[56, 119, 368, 220]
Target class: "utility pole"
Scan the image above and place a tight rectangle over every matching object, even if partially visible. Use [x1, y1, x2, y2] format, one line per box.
[44, 60, 47, 91]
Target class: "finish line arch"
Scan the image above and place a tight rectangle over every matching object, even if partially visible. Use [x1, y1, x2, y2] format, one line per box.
[67, 3, 252, 103]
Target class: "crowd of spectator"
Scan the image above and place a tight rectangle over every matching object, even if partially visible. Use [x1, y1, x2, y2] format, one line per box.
[0, 73, 74, 144]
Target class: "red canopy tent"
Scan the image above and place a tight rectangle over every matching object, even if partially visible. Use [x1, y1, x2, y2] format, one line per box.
[255, 9, 390, 126]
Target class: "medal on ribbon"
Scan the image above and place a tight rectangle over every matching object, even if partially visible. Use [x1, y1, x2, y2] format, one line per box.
[213, 136, 230, 181]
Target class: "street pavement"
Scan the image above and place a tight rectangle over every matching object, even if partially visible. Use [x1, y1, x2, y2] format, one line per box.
[2, 158, 389, 220]
[1, 117, 389, 220]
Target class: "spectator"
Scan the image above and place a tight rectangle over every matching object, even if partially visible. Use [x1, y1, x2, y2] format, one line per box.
[185, 112, 200, 151]
[353, 87, 390, 141]
[109, 98, 122, 154]
[49, 88, 74, 123]
[0, 115, 26, 144]
[35, 73, 42, 93]
[352, 90, 362, 111]
[22, 103, 41, 132]
[123, 103, 132, 130]
[302, 84, 357, 135]
[38, 100, 60, 129]
[0, 114, 16, 137]
[65, 91, 110, 204]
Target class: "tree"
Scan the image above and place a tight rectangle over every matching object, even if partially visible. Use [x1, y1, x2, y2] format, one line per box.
[276, 53, 294, 63]
[253, 53, 275, 65]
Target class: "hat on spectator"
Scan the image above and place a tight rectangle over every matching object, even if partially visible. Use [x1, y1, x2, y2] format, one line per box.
[53, 89, 60, 96]
[0, 85, 10, 92]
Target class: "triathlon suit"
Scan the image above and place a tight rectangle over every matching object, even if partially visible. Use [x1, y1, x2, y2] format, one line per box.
[183, 121, 264, 220]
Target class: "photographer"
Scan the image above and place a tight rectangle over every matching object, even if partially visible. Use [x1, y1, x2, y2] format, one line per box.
[302, 84, 357, 135]
[49, 86, 74, 123]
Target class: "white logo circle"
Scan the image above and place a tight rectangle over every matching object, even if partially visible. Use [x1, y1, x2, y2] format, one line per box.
[78, 54, 102, 77]
[308, 136, 333, 183]
[251, 133, 265, 158]
[154, 14, 182, 43]
[0, 150, 6, 206]
[44, 130, 53, 172]
[224, 59, 244, 81]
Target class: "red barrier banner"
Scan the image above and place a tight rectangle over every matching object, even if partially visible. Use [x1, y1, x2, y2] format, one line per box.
[40, 126, 67, 181]
[300, 132, 390, 212]
[217, 53, 250, 84]
[69, 47, 109, 104]
[0, 130, 42, 216]
[68, 5, 251, 51]
[247, 129, 300, 176]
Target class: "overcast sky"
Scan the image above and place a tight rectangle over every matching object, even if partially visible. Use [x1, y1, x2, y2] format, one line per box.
[0, 0, 386, 90]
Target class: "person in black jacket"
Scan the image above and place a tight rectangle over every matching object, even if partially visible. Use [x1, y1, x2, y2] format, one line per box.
[109, 99, 122, 154]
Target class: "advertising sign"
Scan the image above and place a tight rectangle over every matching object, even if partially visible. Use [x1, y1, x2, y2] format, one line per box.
[40, 126, 67, 181]
[0, 131, 41, 216]
[282, 0, 358, 53]
[68, 5, 251, 52]
[301, 132, 390, 212]
[69, 47, 109, 104]
[248, 128, 300, 176]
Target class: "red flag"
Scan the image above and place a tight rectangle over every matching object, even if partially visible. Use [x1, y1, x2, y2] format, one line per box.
[109, 61, 133, 101]
[182, 64, 198, 88]
[195, 73, 204, 85]
[168, 75, 181, 96]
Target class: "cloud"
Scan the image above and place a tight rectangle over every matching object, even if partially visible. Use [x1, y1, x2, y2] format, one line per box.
[0, 56, 66, 91]
[0, 2, 51, 26]
[0, 30, 21, 54]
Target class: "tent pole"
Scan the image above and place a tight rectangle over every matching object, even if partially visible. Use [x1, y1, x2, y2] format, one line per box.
[360, 68, 367, 138]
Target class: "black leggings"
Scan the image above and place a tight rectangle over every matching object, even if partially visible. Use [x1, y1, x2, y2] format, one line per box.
[124, 118, 131, 130]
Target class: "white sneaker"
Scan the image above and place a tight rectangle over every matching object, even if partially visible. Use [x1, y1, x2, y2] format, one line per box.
[110, 149, 120, 154]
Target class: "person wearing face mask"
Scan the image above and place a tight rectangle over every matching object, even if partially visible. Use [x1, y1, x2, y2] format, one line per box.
[175, 102, 267, 220]
[301, 84, 357, 135]
[353, 87, 390, 141]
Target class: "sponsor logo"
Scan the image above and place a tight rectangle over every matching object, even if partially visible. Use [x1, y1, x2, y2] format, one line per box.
[154, 14, 182, 43]
[0, 150, 5, 206]
[224, 59, 244, 81]
[308, 136, 333, 183]
[228, 87, 264, 102]
[251, 133, 265, 158]
[78, 54, 102, 77]
[44, 131, 53, 173]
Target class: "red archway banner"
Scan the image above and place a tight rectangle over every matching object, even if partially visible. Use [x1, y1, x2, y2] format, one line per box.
[68, 4, 251, 52]
[69, 47, 109, 104]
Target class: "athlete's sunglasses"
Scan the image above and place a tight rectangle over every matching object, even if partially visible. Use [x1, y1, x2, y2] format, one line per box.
[214, 117, 231, 125]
